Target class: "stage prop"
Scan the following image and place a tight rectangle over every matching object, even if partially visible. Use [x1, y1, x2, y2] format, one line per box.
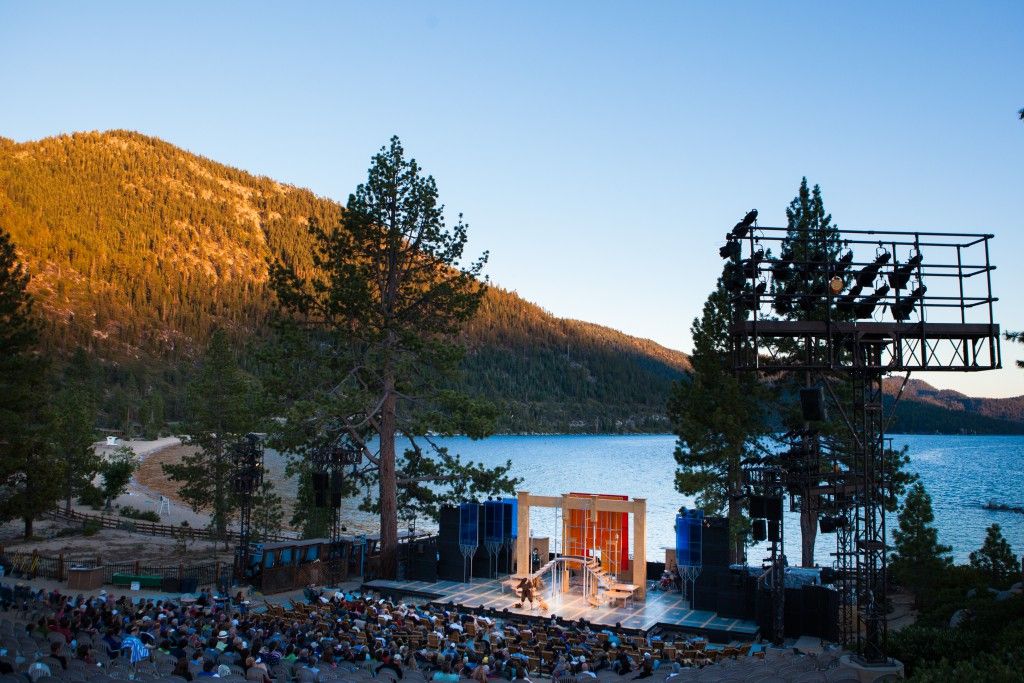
[514, 491, 647, 603]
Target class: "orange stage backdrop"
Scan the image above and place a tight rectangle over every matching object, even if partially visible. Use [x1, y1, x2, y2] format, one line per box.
[565, 492, 630, 572]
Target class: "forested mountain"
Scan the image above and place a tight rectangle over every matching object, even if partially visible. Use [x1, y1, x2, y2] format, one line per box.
[0, 130, 1019, 435]
[0, 130, 687, 433]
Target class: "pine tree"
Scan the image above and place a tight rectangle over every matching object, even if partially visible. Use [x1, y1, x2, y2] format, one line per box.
[270, 136, 519, 577]
[163, 329, 261, 545]
[99, 445, 139, 510]
[52, 363, 101, 513]
[774, 178, 916, 566]
[889, 482, 951, 602]
[251, 478, 284, 542]
[970, 523, 1021, 589]
[667, 277, 771, 563]
[0, 227, 60, 537]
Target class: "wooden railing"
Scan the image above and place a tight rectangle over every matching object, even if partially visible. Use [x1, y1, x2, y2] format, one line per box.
[43, 507, 294, 543]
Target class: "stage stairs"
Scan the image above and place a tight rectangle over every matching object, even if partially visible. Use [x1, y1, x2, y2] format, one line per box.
[505, 554, 637, 607]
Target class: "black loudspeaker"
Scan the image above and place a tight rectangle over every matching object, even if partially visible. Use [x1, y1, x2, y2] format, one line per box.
[752, 519, 767, 542]
[768, 520, 780, 542]
[161, 576, 180, 593]
[312, 472, 329, 508]
[820, 517, 836, 533]
[439, 506, 460, 546]
[179, 577, 198, 594]
[800, 386, 827, 422]
[749, 495, 766, 519]
[765, 496, 783, 522]
[702, 517, 730, 568]
[330, 471, 343, 508]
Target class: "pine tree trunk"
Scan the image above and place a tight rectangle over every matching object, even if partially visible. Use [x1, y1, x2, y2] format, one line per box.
[378, 381, 399, 579]
[800, 496, 819, 567]
[23, 516, 33, 539]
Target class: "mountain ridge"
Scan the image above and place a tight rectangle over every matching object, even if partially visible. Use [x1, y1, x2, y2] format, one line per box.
[0, 129, 1018, 434]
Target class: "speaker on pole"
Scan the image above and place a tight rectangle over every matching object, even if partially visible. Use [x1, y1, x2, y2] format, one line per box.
[799, 386, 827, 422]
[752, 519, 767, 542]
[330, 471, 344, 508]
[768, 520, 780, 543]
[312, 472, 329, 508]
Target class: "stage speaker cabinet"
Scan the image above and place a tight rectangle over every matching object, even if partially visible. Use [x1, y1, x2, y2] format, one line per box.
[768, 520, 780, 542]
[749, 495, 766, 519]
[312, 472, 329, 508]
[330, 471, 344, 508]
[800, 386, 827, 422]
[752, 519, 767, 542]
[701, 517, 730, 568]
[179, 577, 198, 594]
[439, 506, 460, 547]
[161, 576, 180, 593]
[765, 496, 783, 522]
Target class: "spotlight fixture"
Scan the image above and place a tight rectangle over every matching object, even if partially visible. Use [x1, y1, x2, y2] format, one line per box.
[853, 284, 890, 319]
[730, 209, 759, 239]
[772, 256, 793, 281]
[890, 285, 927, 321]
[854, 252, 892, 288]
[719, 240, 741, 260]
[742, 249, 765, 279]
[740, 281, 767, 309]
[836, 284, 863, 314]
[829, 276, 845, 295]
[888, 252, 923, 290]
[774, 293, 794, 316]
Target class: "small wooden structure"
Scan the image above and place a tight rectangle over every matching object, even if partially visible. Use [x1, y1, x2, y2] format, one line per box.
[254, 538, 350, 594]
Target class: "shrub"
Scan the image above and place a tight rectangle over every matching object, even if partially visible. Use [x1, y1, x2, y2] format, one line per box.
[117, 505, 160, 522]
[82, 519, 101, 536]
[78, 484, 105, 509]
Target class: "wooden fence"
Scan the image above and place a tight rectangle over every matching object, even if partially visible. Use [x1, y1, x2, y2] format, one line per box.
[43, 507, 293, 543]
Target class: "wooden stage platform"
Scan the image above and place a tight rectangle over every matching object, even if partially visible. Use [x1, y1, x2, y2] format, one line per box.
[362, 578, 759, 643]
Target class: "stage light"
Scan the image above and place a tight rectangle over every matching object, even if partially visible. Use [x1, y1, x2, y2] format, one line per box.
[730, 209, 759, 239]
[836, 284, 864, 314]
[774, 294, 794, 316]
[829, 276, 844, 295]
[853, 284, 890, 319]
[742, 249, 765, 279]
[835, 250, 854, 274]
[740, 281, 767, 309]
[854, 252, 892, 288]
[891, 285, 927, 321]
[888, 252, 923, 290]
[719, 240, 741, 260]
[772, 257, 792, 281]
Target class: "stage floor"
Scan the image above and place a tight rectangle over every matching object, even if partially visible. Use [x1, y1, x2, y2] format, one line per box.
[362, 578, 758, 641]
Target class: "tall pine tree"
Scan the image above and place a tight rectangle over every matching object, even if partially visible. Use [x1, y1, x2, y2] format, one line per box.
[163, 329, 261, 545]
[970, 523, 1020, 589]
[668, 276, 771, 563]
[270, 137, 519, 577]
[0, 227, 60, 537]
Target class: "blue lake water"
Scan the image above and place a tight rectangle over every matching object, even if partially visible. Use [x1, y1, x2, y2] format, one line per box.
[266, 434, 1024, 566]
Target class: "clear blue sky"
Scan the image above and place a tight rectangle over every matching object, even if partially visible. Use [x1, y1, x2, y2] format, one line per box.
[2, 1, 1022, 396]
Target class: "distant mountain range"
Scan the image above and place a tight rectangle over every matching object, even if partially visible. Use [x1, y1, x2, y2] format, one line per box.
[0, 130, 1019, 435]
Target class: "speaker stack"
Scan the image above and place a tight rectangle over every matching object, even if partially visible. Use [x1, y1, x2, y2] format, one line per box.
[437, 506, 465, 581]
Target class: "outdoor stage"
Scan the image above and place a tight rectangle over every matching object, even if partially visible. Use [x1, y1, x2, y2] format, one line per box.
[362, 577, 759, 642]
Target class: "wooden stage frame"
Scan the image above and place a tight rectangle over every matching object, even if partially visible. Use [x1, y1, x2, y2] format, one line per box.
[515, 490, 647, 598]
